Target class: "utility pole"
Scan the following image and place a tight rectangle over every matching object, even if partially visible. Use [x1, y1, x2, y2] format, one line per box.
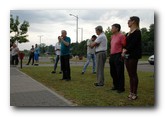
[70, 14, 78, 43]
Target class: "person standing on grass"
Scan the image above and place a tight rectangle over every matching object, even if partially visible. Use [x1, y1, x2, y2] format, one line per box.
[110, 23, 126, 93]
[26, 45, 34, 65]
[122, 16, 142, 100]
[91, 26, 107, 86]
[59, 30, 71, 81]
[81, 35, 97, 75]
[51, 36, 62, 74]
[34, 44, 40, 66]
[11, 43, 19, 66]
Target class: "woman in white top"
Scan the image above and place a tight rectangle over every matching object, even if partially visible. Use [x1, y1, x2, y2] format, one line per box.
[51, 36, 62, 74]
[11, 43, 19, 65]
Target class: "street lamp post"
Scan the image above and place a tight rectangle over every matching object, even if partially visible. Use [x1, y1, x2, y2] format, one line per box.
[38, 35, 43, 46]
[69, 14, 78, 43]
[78, 28, 83, 42]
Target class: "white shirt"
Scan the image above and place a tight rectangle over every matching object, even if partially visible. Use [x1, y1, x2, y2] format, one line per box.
[11, 47, 19, 56]
[87, 39, 95, 54]
[55, 42, 61, 55]
[95, 32, 107, 52]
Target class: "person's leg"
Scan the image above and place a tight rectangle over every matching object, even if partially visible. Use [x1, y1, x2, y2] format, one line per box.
[27, 55, 31, 65]
[125, 59, 138, 99]
[109, 55, 118, 89]
[91, 54, 96, 73]
[125, 59, 133, 93]
[59, 56, 62, 73]
[61, 56, 66, 79]
[82, 54, 91, 73]
[32, 54, 34, 65]
[65, 55, 71, 80]
[128, 59, 138, 94]
[96, 52, 106, 86]
[15, 54, 19, 65]
[11, 56, 15, 65]
[115, 54, 125, 92]
[54, 55, 59, 72]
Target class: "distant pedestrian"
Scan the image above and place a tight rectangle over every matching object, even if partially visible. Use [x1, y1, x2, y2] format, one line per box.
[51, 36, 62, 74]
[109, 23, 126, 93]
[91, 26, 107, 86]
[59, 30, 71, 81]
[34, 44, 40, 66]
[81, 35, 97, 74]
[122, 16, 142, 100]
[11, 43, 19, 65]
[26, 45, 34, 65]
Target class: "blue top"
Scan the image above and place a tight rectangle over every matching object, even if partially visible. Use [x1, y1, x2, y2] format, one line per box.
[34, 47, 40, 55]
[61, 36, 71, 56]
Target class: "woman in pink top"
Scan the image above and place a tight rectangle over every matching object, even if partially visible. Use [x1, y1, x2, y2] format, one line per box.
[109, 23, 126, 93]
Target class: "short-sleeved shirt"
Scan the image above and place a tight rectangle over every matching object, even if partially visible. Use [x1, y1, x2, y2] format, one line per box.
[87, 39, 95, 54]
[55, 42, 61, 55]
[61, 36, 71, 56]
[11, 47, 19, 56]
[95, 32, 107, 52]
[110, 33, 126, 54]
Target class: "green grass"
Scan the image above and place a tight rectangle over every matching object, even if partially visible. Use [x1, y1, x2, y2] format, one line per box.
[20, 66, 154, 107]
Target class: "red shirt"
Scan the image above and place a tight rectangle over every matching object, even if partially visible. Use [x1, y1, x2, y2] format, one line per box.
[110, 33, 126, 54]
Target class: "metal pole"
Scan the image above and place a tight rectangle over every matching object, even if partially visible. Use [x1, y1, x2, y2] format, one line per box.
[70, 14, 78, 43]
[38, 35, 43, 46]
[76, 16, 78, 43]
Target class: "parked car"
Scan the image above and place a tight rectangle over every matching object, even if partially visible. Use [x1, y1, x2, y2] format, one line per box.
[148, 55, 154, 65]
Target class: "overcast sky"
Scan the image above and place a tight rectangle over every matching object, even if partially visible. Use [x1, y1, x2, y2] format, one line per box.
[10, 9, 154, 50]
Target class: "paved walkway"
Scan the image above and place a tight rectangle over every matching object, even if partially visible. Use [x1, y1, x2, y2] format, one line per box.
[10, 67, 75, 106]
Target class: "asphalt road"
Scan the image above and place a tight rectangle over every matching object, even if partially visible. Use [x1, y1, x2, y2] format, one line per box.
[22, 57, 154, 72]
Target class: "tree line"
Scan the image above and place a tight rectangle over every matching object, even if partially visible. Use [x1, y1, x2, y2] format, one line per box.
[10, 15, 154, 57]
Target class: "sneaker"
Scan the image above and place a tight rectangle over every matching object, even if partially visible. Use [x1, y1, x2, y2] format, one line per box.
[93, 72, 96, 74]
[81, 72, 84, 75]
[59, 71, 62, 74]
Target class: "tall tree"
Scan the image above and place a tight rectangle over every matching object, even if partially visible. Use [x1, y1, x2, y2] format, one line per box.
[105, 26, 112, 57]
[10, 15, 30, 44]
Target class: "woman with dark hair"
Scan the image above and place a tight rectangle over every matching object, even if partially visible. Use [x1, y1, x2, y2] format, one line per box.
[122, 16, 142, 100]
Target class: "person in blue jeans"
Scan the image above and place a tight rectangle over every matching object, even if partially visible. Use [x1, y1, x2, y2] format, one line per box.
[34, 44, 40, 66]
[51, 36, 62, 74]
[82, 35, 97, 74]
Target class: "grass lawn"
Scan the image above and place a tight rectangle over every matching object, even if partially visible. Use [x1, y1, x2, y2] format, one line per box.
[20, 66, 155, 107]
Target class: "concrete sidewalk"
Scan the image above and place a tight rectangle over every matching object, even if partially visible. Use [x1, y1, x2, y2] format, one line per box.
[10, 67, 75, 106]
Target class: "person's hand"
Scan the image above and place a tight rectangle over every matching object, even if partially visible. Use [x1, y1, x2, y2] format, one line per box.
[58, 36, 63, 41]
[121, 49, 127, 57]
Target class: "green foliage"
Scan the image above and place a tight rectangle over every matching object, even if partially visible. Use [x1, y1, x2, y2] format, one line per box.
[10, 15, 30, 44]
[141, 24, 154, 55]
[105, 26, 112, 57]
[70, 40, 87, 56]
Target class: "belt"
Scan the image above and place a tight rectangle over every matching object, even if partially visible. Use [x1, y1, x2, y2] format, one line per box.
[95, 51, 106, 54]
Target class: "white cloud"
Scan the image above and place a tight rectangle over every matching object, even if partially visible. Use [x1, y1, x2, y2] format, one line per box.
[10, 9, 154, 50]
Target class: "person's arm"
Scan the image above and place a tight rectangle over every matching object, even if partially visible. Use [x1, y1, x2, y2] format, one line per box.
[90, 42, 99, 48]
[60, 37, 70, 46]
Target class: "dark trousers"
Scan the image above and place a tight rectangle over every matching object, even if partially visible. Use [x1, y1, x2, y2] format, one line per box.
[61, 55, 71, 80]
[109, 53, 125, 91]
[11, 54, 19, 65]
[125, 59, 138, 94]
[27, 54, 34, 65]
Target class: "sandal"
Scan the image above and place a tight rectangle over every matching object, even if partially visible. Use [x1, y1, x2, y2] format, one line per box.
[128, 92, 132, 98]
[128, 93, 138, 100]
